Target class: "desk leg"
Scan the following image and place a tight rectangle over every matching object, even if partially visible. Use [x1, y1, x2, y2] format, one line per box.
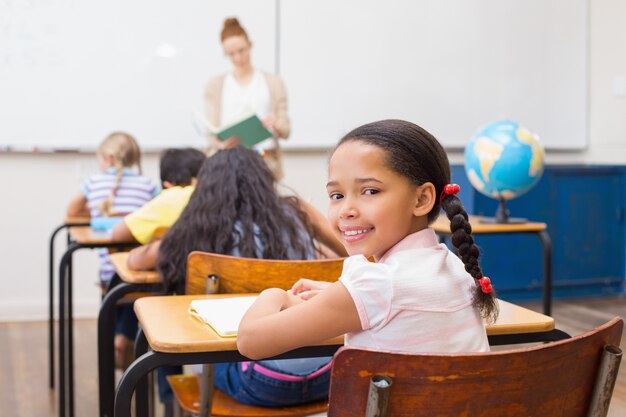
[49, 223, 68, 389]
[115, 350, 162, 417]
[538, 230, 553, 316]
[99, 283, 161, 417]
[98, 282, 136, 417]
[58, 243, 80, 417]
[199, 364, 215, 417]
[134, 330, 151, 417]
[67, 237, 75, 417]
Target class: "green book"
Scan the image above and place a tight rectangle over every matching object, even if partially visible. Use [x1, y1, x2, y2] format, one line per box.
[213, 113, 273, 148]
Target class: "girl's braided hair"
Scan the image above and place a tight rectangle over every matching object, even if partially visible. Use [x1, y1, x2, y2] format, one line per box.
[338, 119, 498, 322]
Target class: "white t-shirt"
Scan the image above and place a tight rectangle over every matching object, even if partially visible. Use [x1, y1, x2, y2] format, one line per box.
[220, 70, 271, 126]
[339, 227, 490, 354]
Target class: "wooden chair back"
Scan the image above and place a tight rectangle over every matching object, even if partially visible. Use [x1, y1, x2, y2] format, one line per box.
[327, 317, 624, 417]
[186, 251, 345, 295]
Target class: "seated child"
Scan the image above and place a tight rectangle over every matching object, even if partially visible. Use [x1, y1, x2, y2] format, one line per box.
[112, 147, 205, 244]
[66, 131, 159, 287]
[109, 147, 205, 369]
[128, 147, 345, 407]
[236, 119, 499, 370]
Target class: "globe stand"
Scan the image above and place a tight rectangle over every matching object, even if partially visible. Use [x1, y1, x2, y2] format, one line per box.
[480, 197, 527, 224]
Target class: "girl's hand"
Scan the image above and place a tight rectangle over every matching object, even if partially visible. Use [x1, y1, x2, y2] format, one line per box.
[283, 291, 305, 309]
[290, 278, 332, 300]
[237, 281, 361, 360]
[257, 288, 302, 310]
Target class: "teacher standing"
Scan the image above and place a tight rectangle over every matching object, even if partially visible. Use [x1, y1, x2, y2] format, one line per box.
[205, 17, 290, 181]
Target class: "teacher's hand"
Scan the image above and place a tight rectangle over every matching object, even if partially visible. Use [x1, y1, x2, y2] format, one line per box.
[217, 135, 240, 149]
[262, 113, 277, 132]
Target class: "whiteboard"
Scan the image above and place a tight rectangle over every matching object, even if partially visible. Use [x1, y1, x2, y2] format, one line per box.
[0, 0, 276, 151]
[279, 0, 588, 150]
[0, 0, 587, 151]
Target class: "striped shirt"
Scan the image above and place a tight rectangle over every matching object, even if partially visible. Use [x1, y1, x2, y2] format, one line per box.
[81, 167, 160, 284]
[340, 227, 490, 354]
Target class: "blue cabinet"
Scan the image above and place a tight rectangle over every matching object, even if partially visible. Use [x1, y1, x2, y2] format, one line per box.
[450, 165, 626, 301]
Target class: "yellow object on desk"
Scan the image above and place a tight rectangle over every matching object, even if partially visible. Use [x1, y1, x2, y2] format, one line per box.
[109, 252, 160, 284]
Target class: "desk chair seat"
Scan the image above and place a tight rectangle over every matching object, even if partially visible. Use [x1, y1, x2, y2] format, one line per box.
[327, 317, 624, 417]
[167, 374, 328, 417]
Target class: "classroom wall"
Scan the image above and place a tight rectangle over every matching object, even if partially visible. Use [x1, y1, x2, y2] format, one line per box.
[1, 0, 625, 321]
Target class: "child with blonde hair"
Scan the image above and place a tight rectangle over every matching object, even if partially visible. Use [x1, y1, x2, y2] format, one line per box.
[67, 131, 159, 368]
[67, 131, 159, 286]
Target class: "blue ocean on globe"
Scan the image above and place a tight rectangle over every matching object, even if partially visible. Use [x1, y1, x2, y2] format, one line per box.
[464, 120, 545, 200]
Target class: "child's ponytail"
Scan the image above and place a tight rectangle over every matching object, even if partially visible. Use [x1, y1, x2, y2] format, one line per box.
[440, 187, 498, 323]
[99, 158, 124, 216]
[96, 131, 142, 217]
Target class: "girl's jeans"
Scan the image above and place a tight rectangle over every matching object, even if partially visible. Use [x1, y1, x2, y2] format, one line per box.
[213, 362, 331, 406]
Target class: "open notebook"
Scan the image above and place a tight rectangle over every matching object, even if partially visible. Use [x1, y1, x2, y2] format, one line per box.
[188, 296, 258, 337]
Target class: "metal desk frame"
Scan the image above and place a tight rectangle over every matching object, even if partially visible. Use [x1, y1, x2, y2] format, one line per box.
[98, 280, 162, 417]
[58, 237, 137, 417]
[48, 220, 89, 389]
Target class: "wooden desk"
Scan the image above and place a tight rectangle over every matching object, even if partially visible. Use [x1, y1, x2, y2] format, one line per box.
[98, 253, 161, 417]
[432, 215, 553, 316]
[64, 215, 91, 224]
[113, 295, 569, 417]
[48, 216, 90, 389]
[432, 215, 547, 234]
[109, 252, 160, 284]
[140, 295, 344, 353]
[69, 226, 117, 244]
[57, 227, 138, 417]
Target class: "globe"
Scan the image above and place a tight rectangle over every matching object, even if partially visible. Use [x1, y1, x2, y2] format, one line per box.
[464, 120, 545, 223]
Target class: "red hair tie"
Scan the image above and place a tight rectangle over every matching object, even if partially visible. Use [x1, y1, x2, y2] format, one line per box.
[439, 183, 460, 202]
[477, 276, 493, 294]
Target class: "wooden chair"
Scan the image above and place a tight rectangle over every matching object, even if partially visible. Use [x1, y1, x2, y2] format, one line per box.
[326, 317, 624, 417]
[168, 251, 345, 417]
[185, 251, 344, 294]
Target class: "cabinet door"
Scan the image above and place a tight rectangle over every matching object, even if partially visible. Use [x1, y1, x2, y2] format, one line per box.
[551, 169, 625, 291]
